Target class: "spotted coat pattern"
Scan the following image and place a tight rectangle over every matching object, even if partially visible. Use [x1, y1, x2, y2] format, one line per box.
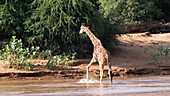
[79, 24, 112, 82]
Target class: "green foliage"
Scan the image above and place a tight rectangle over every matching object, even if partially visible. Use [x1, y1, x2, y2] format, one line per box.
[46, 53, 76, 69]
[99, 0, 162, 24]
[0, 36, 34, 70]
[0, 36, 76, 70]
[0, 0, 31, 36]
[24, 0, 118, 55]
[26, 46, 40, 59]
[24, 0, 92, 52]
[40, 50, 52, 60]
[0, 0, 170, 58]
[0, 0, 120, 56]
[153, 46, 170, 65]
[150, 0, 170, 21]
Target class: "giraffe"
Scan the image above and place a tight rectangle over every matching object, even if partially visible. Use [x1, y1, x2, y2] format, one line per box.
[79, 23, 113, 83]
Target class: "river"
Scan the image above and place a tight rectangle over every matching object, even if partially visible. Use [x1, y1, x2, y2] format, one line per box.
[0, 75, 170, 96]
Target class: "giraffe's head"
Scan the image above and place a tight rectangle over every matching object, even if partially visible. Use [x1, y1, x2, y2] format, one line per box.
[79, 23, 86, 34]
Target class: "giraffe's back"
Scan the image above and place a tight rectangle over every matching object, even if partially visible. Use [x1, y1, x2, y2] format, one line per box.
[93, 45, 108, 63]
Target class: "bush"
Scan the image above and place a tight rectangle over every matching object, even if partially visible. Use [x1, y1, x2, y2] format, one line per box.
[0, 36, 76, 70]
[0, 36, 34, 70]
[46, 53, 76, 69]
[99, 0, 162, 24]
[153, 46, 170, 65]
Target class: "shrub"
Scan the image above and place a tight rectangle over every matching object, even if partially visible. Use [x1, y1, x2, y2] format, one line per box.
[46, 53, 76, 69]
[153, 46, 170, 65]
[40, 50, 52, 60]
[0, 36, 34, 70]
[99, 0, 162, 24]
[0, 36, 76, 70]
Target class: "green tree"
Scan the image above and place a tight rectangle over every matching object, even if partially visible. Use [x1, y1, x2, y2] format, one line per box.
[0, 0, 31, 38]
[99, 0, 162, 24]
[24, 0, 119, 55]
[151, 0, 170, 21]
[0, 0, 119, 57]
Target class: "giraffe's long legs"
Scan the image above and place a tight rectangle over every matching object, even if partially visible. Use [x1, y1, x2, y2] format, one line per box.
[99, 64, 104, 82]
[86, 59, 95, 81]
[108, 61, 113, 83]
[108, 69, 113, 83]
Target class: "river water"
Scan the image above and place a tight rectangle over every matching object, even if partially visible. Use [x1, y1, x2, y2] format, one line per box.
[0, 75, 170, 96]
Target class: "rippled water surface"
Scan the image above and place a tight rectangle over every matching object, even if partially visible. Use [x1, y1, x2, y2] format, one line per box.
[0, 76, 170, 96]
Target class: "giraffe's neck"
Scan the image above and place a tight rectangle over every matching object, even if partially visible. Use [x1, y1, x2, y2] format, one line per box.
[85, 28, 102, 47]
